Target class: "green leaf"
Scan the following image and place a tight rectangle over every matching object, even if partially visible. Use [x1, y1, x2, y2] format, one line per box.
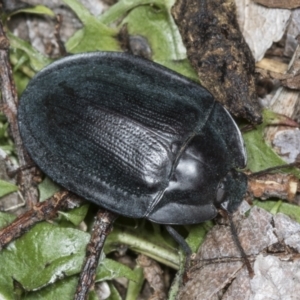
[254, 200, 300, 223]
[58, 204, 90, 226]
[0, 179, 18, 198]
[96, 258, 139, 282]
[107, 282, 122, 300]
[243, 109, 300, 177]
[162, 59, 199, 82]
[99, 0, 162, 25]
[244, 124, 283, 172]
[0, 222, 90, 298]
[185, 221, 214, 253]
[8, 32, 52, 72]
[125, 266, 144, 300]
[122, 5, 184, 61]
[63, 0, 120, 53]
[38, 177, 61, 202]
[23, 276, 78, 300]
[12, 68, 31, 95]
[105, 223, 180, 269]
[100, 0, 198, 79]
[168, 265, 183, 300]
[39, 177, 89, 226]
[8, 5, 55, 17]
[0, 212, 16, 229]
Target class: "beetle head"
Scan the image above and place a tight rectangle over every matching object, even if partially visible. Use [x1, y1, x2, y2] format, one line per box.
[215, 170, 248, 214]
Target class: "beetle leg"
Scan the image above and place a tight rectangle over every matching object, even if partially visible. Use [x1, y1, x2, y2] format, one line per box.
[165, 225, 192, 257]
[227, 213, 254, 278]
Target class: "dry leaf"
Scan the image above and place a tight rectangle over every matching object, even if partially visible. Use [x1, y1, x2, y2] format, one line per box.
[273, 129, 300, 163]
[178, 204, 300, 299]
[137, 254, 167, 300]
[235, 0, 291, 61]
[253, 0, 300, 9]
[284, 9, 300, 57]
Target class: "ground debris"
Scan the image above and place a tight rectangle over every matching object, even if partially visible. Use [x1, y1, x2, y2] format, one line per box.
[137, 254, 167, 300]
[248, 173, 298, 201]
[177, 204, 300, 299]
[172, 0, 262, 124]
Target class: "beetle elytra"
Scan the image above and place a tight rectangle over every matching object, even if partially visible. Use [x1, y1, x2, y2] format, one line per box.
[18, 52, 247, 225]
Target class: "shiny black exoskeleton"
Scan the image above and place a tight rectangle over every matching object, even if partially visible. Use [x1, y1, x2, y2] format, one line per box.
[18, 52, 247, 225]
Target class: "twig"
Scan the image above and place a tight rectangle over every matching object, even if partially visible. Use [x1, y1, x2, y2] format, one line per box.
[0, 190, 84, 250]
[0, 21, 39, 207]
[0, 20, 118, 300]
[54, 14, 68, 57]
[74, 209, 117, 300]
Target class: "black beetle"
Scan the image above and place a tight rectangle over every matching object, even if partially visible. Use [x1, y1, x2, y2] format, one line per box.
[18, 52, 247, 225]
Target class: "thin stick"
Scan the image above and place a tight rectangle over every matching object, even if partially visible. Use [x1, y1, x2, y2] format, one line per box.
[0, 21, 39, 207]
[54, 14, 68, 57]
[74, 209, 117, 300]
[0, 190, 84, 250]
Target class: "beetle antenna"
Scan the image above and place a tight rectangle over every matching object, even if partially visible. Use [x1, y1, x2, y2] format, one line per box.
[249, 159, 300, 178]
[227, 214, 254, 278]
